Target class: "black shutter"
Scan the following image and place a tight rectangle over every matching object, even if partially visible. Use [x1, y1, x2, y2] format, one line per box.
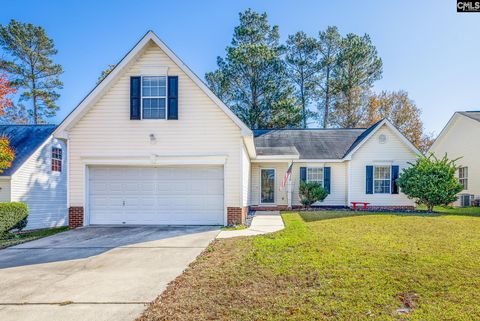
[300, 167, 307, 183]
[323, 167, 331, 194]
[391, 165, 399, 194]
[366, 166, 373, 194]
[168, 76, 178, 120]
[130, 76, 141, 120]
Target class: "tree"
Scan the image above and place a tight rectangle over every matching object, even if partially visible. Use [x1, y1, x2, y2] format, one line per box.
[330, 33, 382, 128]
[205, 9, 302, 129]
[317, 26, 342, 128]
[284, 31, 319, 128]
[0, 73, 15, 113]
[0, 20, 63, 124]
[396, 154, 463, 212]
[97, 64, 116, 84]
[362, 90, 433, 151]
[299, 181, 328, 208]
[0, 136, 14, 173]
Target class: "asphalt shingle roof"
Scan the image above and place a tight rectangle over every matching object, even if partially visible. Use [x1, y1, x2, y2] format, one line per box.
[0, 125, 56, 176]
[253, 120, 384, 160]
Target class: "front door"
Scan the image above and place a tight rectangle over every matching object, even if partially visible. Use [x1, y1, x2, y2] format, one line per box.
[260, 169, 275, 204]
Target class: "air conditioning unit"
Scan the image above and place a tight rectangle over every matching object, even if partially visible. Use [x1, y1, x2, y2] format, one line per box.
[460, 194, 474, 207]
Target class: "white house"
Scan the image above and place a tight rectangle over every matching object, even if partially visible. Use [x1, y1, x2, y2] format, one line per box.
[53, 31, 420, 228]
[0, 125, 68, 230]
[429, 111, 480, 206]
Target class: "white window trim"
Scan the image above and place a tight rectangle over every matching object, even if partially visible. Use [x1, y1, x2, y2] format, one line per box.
[140, 75, 168, 120]
[306, 167, 324, 187]
[51, 146, 63, 173]
[260, 168, 276, 205]
[459, 166, 468, 190]
[373, 165, 391, 194]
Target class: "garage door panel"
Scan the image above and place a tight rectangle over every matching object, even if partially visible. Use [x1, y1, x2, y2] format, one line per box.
[89, 166, 224, 225]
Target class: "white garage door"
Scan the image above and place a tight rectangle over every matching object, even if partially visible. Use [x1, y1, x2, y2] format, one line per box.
[88, 166, 224, 225]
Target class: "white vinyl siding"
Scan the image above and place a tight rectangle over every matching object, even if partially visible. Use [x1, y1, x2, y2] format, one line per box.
[429, 114, 480, 206]
[0, 180, 11, 202]
[251, 162, 347, 207]
[241, 144, 251, 206]
[348, 124, 416, 206]
[10, 137, 68, 230]
[67, 42, 243, 214]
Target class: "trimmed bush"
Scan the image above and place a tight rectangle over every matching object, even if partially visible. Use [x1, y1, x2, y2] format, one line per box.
[299, 181, 328, 208]
[0, 202, 29, 235]
[397, 154, 464, 212]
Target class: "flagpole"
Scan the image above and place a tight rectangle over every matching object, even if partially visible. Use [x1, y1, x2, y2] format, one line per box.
[287, 160, 293, 209]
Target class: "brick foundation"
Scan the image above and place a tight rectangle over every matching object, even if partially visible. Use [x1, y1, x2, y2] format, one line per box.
[227, 207, 248, 225]
[68, 207, 84, 228]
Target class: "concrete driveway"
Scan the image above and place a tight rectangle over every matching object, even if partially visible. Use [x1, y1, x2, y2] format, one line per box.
[0, 226, 220, 321]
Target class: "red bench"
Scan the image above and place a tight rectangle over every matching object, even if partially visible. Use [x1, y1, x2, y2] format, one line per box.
[351, 202, 370, 211]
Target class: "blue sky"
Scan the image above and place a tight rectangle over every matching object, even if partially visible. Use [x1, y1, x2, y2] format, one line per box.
[1, 0, 478, 135]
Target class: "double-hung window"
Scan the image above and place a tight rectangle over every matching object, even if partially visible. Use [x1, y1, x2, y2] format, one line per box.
[142, 76, 167, 119]
[306, 167, 323, 186]
[374, 165, 391, 194]
[52, 147, 62, 172]
[459, 167, 468, 190]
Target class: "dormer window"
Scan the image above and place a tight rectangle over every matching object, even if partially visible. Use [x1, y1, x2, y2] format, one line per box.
[142, 76, 167, 119]
[52, 147, 62, 172]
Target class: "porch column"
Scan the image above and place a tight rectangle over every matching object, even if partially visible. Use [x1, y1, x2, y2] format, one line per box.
[287, 161, 293, 209]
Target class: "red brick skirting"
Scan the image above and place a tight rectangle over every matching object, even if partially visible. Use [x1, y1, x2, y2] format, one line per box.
[227, 207, 248, 225]
[68, 207, 84, 228]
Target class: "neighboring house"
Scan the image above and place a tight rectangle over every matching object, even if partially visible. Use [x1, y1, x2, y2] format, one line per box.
[54, 31, 420, 228]
[0, 125, 68, 230]
[429, 111, 480, 206]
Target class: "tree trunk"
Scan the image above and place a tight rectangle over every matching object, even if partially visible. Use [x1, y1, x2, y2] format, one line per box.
[427, 204, 434, 213]
[323, 68, 330, 128]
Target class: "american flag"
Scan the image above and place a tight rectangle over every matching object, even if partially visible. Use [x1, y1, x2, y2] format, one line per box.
[280, 163, 293, 191]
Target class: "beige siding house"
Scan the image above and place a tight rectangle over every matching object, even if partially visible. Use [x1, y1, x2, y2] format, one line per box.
[55, 31, 420, 228]
[429, 111, 480, 206]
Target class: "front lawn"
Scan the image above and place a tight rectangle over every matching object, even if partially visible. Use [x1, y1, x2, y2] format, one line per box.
[0, 226, 69, 249]
[139, 211, 480, 320]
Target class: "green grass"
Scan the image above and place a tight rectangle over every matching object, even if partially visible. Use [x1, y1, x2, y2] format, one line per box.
[140, 211, 480, 321]
[0, 226, 69, 249]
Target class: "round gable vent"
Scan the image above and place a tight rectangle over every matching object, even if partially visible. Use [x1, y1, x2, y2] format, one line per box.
[379, 134, 387, 144]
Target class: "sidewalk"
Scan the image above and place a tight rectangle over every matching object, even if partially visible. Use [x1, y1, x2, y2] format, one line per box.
[216, 211, 284, 239]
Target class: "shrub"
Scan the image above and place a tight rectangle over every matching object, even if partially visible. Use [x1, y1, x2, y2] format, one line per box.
[299, 181, 328, 208]
[0, 202, 29, 235]
[397, 154, 463, 212]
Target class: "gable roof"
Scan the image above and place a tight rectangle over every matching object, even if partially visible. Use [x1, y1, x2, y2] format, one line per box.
[0, 125, 56, 176]
[254, 119, 421, 160]
[54, 31, 251, 137]
[429, 111, 480, 152]
[458, 111, 480, 123]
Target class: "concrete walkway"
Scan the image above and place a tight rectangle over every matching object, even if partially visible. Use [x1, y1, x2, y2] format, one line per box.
[217, 211, 284, 239]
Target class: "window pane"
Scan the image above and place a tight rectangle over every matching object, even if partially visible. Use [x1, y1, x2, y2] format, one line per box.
[142, 98, 166, 119]
[307, 167, 323, 184]
[142, 76, 166, 98]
